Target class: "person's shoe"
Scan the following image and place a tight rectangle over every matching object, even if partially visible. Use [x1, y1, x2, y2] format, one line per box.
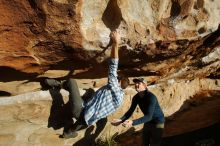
[44, 79, 61, 88]
[62, 130, 78, 139]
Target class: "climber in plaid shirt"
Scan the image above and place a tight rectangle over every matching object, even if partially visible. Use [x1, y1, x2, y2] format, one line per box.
[84, 57, 124, 125]
[56, 31, 130, 138]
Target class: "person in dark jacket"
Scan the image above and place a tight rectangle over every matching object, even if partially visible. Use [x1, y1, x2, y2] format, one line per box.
[111, 78, 165, 146]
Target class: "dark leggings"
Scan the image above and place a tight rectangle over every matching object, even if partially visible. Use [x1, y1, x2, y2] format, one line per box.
[65, 79, 83, 119]
[64, 79, 87, 132]
[142, 123, 164, 146]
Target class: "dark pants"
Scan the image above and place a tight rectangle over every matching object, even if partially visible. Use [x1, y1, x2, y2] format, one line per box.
[142, 123, 164, 146]
[65, 79, 87, 131]
[65, 79, 83, 119]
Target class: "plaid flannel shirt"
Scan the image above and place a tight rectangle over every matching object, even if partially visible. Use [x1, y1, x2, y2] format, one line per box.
[84, 58, 124, 125]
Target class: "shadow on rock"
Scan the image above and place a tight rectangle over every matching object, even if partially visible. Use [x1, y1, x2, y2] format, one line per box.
[47, 88, 73, 130]
[73, 118, 107, 146]
[46, 83, 107, 144]
[46, 86, 96, 130]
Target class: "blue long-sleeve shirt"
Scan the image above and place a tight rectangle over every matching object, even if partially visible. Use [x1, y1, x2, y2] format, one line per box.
[120, 90, 165, 126]
[83, 58, 124, 125]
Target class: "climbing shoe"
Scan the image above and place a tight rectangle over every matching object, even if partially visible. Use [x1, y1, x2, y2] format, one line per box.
[62, 130, 78, 139]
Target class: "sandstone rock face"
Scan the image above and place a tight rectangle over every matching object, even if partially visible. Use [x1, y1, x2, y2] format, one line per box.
[0, 0, 220, 145]
[0, 0, 219, 78]
[0, 0, 83, 73]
